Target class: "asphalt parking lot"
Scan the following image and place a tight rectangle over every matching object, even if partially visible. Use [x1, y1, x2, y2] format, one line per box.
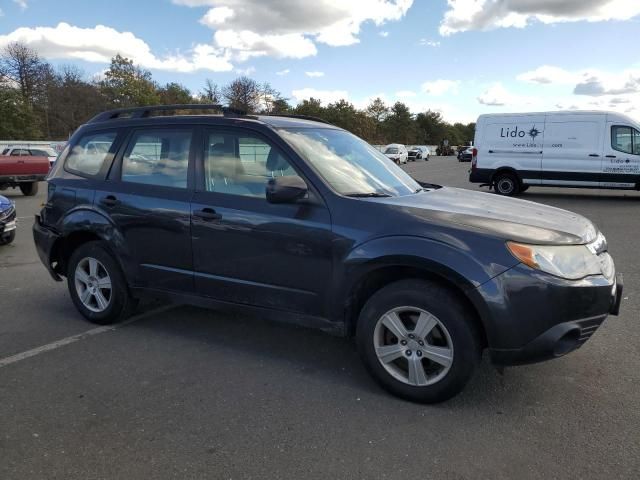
[1, 156, 638, 479]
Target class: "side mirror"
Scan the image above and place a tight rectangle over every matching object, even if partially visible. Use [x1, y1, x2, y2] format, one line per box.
[266, 176, 308, 204]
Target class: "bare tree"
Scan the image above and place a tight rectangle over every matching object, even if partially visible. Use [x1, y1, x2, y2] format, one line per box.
[200, 79, 221, 104]
[0, 42, 44, 106]
[222, 76, 260, 113]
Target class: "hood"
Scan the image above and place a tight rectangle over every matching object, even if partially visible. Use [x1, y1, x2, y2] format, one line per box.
[376, 187, 597, 245]
[0, 195, 13, 211]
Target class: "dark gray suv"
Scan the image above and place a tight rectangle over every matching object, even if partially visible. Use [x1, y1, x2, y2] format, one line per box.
[33, 105, 623, 403]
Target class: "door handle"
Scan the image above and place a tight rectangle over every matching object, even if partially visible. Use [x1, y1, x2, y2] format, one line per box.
[605, 155, 617, 158]
[589, 154, 600, 157]
[101, 195, 119, 207]
[194, 208, 222, 221]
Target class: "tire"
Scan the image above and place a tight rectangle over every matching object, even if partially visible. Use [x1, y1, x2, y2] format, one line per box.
[356, 279, 482, 403]
[19, 182, 38, 196]
[0, 230, 15, 245]
[493, 172, 520, 196]
[66, 241, 137, 325]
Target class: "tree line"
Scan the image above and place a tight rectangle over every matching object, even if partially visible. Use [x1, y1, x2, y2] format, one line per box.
[0, 42, 474, 146]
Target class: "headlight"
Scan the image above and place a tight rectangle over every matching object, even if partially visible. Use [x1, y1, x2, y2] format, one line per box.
[507, 241, 603, 280]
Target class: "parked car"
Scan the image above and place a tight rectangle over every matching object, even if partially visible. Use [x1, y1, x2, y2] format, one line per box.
[0, 194, 16, 245]
[383, 144, 408, 164]
[458, 147, 473, 162]
[34, 105, 623, 403]
[2, 146, 58, 168]
[469, 111, 640, 196]
[408, 146, 430, 161]
[0, 151, 49, 196]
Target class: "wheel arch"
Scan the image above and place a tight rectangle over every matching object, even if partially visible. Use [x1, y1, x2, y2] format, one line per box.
[51, 208, 134, 281]
[339, 257, 489, 349]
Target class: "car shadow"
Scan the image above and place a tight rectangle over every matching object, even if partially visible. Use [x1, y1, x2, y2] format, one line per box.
[128, 303, 540, 408]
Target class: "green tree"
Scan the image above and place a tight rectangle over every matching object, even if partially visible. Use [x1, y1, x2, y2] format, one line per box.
[100, 54, 159, 107]
[365, 97, 389, 144]
[0, 86, 41, 139]
[415, 110, 448, 145]
[293, 97, 326, 118]
[222, 76, 260, 112]
[158, 82, 193, 105]
[383, 102, 415, 145]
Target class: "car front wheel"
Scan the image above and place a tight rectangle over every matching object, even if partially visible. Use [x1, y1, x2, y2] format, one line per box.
[357, 279, 481, 403]
[67, 241, 137, 324]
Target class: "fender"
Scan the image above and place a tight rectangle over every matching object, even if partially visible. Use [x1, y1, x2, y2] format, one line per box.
[330, 235, 519, 332]
[55, 206, 138, 283]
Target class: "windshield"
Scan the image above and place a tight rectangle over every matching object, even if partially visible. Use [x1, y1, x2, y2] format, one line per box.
[278, 128, 421, 197]
[384, 147, 399, 154]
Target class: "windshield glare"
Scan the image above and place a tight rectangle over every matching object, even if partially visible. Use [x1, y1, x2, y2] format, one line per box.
[384, 147, 399, 154]
[278, 128, 421, 197]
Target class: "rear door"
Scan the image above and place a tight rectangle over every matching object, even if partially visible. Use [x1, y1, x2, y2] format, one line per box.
[603, 122, 640, 188]
[95, 126, 196, 292]
[542, 115, 604, 187]
[481, 115, 544, 184]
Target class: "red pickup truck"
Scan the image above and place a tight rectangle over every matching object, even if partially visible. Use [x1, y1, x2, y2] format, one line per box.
[0, 154, 49, 196]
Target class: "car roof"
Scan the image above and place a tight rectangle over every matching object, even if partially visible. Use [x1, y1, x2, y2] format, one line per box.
[84, 104, 340, 131]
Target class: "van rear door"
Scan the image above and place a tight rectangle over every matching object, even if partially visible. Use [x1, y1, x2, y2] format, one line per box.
[541, 115, 604, 187]
[482, 114, 544, 185]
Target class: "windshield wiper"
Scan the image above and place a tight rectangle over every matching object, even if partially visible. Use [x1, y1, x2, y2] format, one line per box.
[345, 192, 392, 198]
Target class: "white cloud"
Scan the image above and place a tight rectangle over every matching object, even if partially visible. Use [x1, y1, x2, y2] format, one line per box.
[518, 65, 640, 97]
[440, 0, 640, 36]
[291, 87, 349, 104]
[421, 79, 460, 96]
[379, 31, 389, 37]
[419, 38, 440, 47]
[13, 0, 27, 10]
[0, 22, 233, 72]
[477, 82, 532, 106]
[175, 0, 413, 59]
[395, 90, 416, 98]
[235, 66, 256, 75]
[276, 68, 290, 76]
[305, 71, 325, 77]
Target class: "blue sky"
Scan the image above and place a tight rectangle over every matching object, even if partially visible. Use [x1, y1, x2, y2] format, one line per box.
[1, 0, 639, 123]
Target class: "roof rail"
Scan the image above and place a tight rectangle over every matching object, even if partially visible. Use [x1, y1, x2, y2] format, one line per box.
[87, 104, 248, 123]
[263, 113, 333, 125]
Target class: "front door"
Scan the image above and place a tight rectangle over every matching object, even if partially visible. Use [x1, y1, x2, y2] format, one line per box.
[95, 126, 195, 292]
[603, 123, 640, 188]
[190, 127, 333, 316]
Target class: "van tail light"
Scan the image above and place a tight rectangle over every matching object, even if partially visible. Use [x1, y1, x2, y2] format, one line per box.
[471, 148, 478, 169]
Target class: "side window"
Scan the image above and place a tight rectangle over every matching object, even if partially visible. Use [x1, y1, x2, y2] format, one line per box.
[65, 131, 118, 175]
[204, 131, 298, 198]
[122, 129, 191, 189]
[611, 126, 634, 154]
[634, 129, 640, 155]
[11, 149, 28, 156]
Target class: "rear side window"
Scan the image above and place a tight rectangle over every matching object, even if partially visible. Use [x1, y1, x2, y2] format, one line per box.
[121, 129, 192, 189]
[611, 126, 640, 155]
[66, 131, 118, 176]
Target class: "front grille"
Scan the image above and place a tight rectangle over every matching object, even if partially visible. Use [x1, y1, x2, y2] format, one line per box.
[576, 317, 606, 346]
[0, 205, 15, 222]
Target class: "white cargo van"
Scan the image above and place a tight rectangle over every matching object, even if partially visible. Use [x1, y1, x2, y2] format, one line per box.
[469, 111, 640, 195]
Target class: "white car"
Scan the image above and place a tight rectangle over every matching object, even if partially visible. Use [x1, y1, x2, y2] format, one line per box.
[469, 110, 640, 195]
[383, 144, 408, 164]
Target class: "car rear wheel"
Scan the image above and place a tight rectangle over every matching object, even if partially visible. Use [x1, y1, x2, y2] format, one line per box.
[357, 279, 481, 403]
[67, 241, 137, 324]
[494, 173, 520, 196]
[19, 182, 38, 196]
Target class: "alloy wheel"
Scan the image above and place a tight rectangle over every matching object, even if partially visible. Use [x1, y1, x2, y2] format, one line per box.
[373, 306, 454, 386]
[74, 257, 112, 313]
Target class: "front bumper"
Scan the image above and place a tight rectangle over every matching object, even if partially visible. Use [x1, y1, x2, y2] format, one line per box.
[0, 206, 17, 237]
[32, 214, 62, 281]
[473, 261, 623, 366]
